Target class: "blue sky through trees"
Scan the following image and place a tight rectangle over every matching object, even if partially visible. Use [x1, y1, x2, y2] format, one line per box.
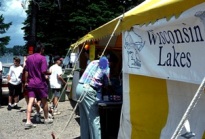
[0, 0, 27, 48]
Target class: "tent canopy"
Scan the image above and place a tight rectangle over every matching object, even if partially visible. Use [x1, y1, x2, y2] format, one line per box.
[71, 0, 205, 48]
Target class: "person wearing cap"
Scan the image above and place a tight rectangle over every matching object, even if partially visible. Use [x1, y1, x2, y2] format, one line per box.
[76, 56, 111, 139]
[49, 55, 66, 115]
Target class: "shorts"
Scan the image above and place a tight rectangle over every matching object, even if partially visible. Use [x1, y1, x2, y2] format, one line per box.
[27, 87, 48, 100]
[8, 83, 22, 97]
[51, 88, 61, 97]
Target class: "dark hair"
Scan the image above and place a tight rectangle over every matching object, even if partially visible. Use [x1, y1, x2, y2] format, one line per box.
[35, 43, 45, 53]
[13, 57, 21, 63]
[53, 55, 61, 62]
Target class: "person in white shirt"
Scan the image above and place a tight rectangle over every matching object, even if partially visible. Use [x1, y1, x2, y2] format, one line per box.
[7, 57, 23, 110]
[49, 55, 66, 115]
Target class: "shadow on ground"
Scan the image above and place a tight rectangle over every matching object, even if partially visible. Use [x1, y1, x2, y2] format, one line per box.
[68, 99, 80, 125]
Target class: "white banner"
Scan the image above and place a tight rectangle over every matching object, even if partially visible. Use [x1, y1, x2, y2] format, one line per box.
[123, 3, 205, 84]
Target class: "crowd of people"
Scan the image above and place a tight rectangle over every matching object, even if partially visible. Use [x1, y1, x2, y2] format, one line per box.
[0, 44, 114, 139]
[0, 44, 67, 130]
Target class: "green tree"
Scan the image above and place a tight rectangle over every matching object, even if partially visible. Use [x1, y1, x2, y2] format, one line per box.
[13, 45, 27, 56]
[0, 14, 12, 56]
[4, 47, 13, 54]
[23, 0, 144, 55]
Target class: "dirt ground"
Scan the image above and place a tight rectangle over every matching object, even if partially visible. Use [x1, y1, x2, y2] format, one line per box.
[0, 97, 80, 139]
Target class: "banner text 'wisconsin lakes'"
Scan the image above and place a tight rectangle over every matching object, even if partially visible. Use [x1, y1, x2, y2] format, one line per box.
[147, 25, 204, 68]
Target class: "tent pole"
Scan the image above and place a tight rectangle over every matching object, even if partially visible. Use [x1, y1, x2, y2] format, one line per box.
[170, 77, 205, 139]
[100, 15, 123, 57]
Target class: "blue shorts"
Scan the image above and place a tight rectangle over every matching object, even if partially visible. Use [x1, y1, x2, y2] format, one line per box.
[51, 88, 61, 97]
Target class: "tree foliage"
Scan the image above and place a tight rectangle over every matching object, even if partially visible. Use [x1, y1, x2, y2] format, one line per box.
[13, 45, 27, 56]
[0, 14, 12, 56]
[23, 0, 144, 55]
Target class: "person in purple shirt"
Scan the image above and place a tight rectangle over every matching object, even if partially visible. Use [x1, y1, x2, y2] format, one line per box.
[76, 56, 111, 139]
[24, 44, 53, 129]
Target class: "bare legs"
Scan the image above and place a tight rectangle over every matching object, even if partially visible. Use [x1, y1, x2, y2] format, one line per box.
[26, 97, 35, 124]
[26, 97, 50, 124]
[41, 98, 49, 119]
